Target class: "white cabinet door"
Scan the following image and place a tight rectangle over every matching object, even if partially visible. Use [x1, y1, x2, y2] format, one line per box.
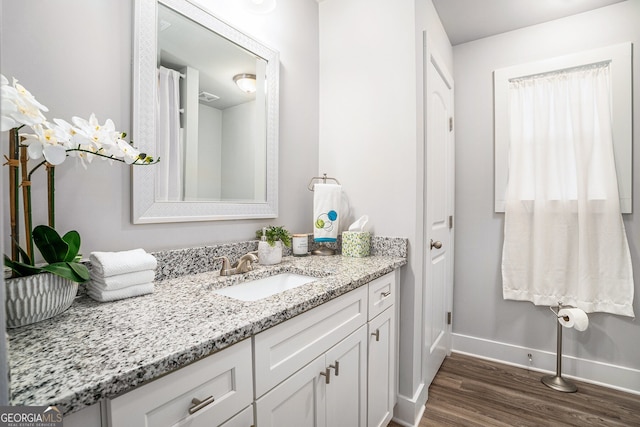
[325, 325, 367, 427]
[367, 307, 395, 427]
[256, 355, 327, 427]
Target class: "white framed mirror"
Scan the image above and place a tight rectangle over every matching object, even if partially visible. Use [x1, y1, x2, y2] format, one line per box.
[132, 0, 279, 223]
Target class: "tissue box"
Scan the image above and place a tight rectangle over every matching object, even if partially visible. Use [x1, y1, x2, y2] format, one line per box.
[341, 231, 371, 257]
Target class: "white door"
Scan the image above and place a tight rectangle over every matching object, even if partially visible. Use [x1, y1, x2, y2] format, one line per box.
[423, 38, 454, 386]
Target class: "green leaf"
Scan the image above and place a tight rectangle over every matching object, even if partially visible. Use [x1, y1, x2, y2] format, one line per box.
[4, 254, 43, 277]
[13, 239, 33, 266]
[32, 225, 70, 264]
[61, 230, 81, 261]
[42, 262, 88, 283]
[68, 262, 90, 282]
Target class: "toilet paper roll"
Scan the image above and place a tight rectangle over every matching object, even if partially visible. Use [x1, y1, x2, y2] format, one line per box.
[557, 308, 589, 332]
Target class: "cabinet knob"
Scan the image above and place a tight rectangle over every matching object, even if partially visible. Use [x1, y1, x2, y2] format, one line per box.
[188, 396, 215, 414]
[371, 329, 380, 342]
[430, 239, 443, 250]
[320, 367, 331, 384]
[380, 291, 391, 298]
[329, 361, 340, 376]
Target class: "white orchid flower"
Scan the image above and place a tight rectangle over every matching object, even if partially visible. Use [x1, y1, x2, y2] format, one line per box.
[117, 139, 141, 164]
[70, 114, 135, 161]
[71, 114, 119, 151]
[0, 74, 48, 131]
[22, 123, 67, 166]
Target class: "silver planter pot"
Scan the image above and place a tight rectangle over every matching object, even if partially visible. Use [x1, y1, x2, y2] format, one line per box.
[5, 273, 78, 328]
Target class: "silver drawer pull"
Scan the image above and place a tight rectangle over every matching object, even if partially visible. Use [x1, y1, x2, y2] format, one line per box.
[189, 396, 215, 414]
[320, 367, 331, 384]
[371, 329, 380, 342]
[329, 361, 340, 376]
[380, 291, 391, 298]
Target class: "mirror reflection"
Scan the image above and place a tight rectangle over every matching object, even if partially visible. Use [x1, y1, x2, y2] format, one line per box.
[156, 3, 267, 202]
[132, 0, 279, 223]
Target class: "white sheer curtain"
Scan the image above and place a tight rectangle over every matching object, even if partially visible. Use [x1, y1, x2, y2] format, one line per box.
[501, 62, 634, 317]
[156, 66, 183, 201]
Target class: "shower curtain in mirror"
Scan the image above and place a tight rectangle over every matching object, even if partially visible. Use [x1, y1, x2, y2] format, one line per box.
[156, 66, 183, 201]
[501, 62, 634, 317]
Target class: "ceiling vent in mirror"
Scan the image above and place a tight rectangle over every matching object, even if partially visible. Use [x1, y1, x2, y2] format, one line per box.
[198, 91, 220, 103]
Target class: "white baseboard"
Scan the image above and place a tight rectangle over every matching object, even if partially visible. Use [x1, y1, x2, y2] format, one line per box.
[392, 382, 427, 427]
[452, 333, 640, 395]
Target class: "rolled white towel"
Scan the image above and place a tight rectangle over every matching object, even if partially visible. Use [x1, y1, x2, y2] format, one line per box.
[90, 248, 157, 277]
[89, 270, 156, 291]
[87, 282, 155, 302]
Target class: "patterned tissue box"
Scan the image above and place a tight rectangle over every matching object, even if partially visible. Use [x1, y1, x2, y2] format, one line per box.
[342, 231, 371, 257]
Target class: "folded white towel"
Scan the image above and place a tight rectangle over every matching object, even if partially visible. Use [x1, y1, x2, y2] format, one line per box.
[313, 183, 342, 242]
[89, 270, 156, 291]
[90, 248, 157, 277]
[87, 282, 155, 302]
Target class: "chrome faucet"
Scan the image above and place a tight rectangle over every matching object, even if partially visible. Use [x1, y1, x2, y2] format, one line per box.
[234, 252, 258, 273]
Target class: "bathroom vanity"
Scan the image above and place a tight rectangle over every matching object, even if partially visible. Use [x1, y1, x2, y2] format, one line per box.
[8, 239, 406, 427]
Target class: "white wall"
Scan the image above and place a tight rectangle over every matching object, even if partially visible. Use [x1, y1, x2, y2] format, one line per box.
[197, 104, 222, 200]
[1, 0, 319, 254]
[222, 101, 256, 200]
[453, 0, 640, 388]
[319, 0, 452, 421]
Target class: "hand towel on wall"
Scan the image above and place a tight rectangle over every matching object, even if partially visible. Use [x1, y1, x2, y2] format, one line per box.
[90, 248, 157, 277]
[313, 183, 342, 242]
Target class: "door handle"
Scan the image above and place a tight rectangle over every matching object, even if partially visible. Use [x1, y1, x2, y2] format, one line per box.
[430, 239, 442, 250]
[320, 367, 331, 384]
[329, 361, 340, 376]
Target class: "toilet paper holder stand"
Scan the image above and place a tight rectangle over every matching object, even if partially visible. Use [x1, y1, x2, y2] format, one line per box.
[541, 302, 578, 393]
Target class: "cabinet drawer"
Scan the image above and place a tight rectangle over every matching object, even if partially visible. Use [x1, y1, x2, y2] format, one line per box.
[254, 285, 367, 397]
[368, 271, 396, 320]
[108, 338, 252, 427]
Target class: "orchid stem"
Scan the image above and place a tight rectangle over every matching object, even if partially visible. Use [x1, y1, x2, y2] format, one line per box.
[20, 144, 34, 261]
[47, 164, 55, 228]
[8, 129, 20, 263]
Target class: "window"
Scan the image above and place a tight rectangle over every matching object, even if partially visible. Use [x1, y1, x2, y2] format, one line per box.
[494, 42, 632, 213]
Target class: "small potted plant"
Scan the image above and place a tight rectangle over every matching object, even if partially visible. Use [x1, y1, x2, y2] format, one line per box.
[255, 226, 292, 265]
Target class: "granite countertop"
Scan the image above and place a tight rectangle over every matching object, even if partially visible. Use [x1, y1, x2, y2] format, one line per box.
[8, 253, 406, 415]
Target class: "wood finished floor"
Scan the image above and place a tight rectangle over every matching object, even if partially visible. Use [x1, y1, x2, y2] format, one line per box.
[389, 353, 640, 427]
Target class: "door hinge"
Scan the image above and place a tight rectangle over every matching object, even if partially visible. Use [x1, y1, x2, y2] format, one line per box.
[449, 117, 453, 132]
[447, 312, 452, 325]
[449, 215, 454, 229]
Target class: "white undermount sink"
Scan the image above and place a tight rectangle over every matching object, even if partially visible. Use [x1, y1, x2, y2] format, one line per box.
[213, 273, 318, 301]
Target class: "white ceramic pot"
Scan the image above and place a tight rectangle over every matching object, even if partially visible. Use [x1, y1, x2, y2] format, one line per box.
[258, 240, 283, 265]
[5, 273, 78, 328]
